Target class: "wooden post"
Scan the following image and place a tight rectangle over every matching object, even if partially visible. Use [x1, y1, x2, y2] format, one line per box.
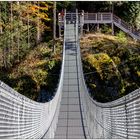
[101, 13, 103, 21]
[119, 19, 121, 24]
[76, 9, 78, 36]
[87, 24, 89, 32]
[112, 22, 114, 35]
[97, 13, 99, 32]
[96, 13, 97, 22]
[58, 13, 61, 38]
[111, 2, 114, 35]
[97, 23, 99, 32]
[111, 13, 114, 35]
[80, 10, 84, 37]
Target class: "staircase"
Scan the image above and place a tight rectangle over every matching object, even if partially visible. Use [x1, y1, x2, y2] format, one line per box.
[58, 12, 140, 40]
[113, 14, 140, 40]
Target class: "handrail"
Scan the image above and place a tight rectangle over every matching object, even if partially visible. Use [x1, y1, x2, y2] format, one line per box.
[75, 15, 140, 138]
[0, 10, 66, 140]
[58, 12, 140, 40]
[42, 10, 66, 139]
[0, 11, 140, 139]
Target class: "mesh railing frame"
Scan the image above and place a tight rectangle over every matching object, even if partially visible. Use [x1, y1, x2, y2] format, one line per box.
[75, 11, 140, 139]
[0, 11, 140, 139]
[0, 11, 67, 139]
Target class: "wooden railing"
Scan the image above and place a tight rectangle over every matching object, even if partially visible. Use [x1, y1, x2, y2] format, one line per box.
[58, 12, 140, 40]
[113, 14, 140, 38]
[84, 12, 112, 22]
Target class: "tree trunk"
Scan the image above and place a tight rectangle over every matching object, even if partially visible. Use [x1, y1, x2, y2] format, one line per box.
[2, 47, 8, 69]
[3, 2, 8, 69]
[17, 1, 20, 62]
[0, 2, 2, 34]
[10, 1, 13, 60]
[53, 1, 56, 53]
[37, 1, 40, 44]
[27, 5, 30, 48]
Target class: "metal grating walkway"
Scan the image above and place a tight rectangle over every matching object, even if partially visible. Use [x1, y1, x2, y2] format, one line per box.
[55, 24, 89, 139]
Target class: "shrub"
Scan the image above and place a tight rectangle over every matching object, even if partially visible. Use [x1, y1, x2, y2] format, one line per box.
[116, 31, 127, 44]
[101, 24, 112, 34]
[84, 53, 123, 102]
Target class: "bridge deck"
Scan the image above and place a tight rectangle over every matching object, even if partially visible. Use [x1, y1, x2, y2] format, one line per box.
[55, 24, 89, 139]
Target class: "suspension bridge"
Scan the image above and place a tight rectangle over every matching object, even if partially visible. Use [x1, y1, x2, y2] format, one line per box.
[0, 10, 140, 139]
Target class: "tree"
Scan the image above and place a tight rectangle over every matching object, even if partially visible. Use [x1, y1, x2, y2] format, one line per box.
[113, 1, 140, 27]
[0, 2, 2, 34]
[76, 1, 140, 29]
[0, 1, 51, 69]
[53, 1, 56, 53]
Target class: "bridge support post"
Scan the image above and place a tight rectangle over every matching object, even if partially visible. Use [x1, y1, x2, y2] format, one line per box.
[81, 25, 83, 37]
[80, 10, 84, 37]
[97, 23, 100, 32]
[87, 24, 89, 32]
[111, 22, 114, 35]
[111, 13, 114, 35]
[58, 24, 61, 38]
[97, 13, 100, 32]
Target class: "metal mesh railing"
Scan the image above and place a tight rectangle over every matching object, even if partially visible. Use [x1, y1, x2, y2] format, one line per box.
[0, 80, 59, 138]
[0, 10, 67, 140]
[75, 11, 140, 139]
[0, 54, 62, 139]
[1, 10, 140, 139]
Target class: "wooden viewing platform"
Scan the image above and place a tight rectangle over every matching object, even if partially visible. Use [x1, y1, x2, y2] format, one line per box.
[58, 12, 140, 40]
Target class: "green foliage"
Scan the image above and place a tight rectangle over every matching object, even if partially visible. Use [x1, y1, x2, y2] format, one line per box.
[114, 2, 140, 26]
[101, 24, 112, 34]
[116, 31, 127, 44]
[85, 53, 113, 79]
[81, 33, 140, 102]
[57, 2, 75, 11]
[76, 1, 140, 29]
[136, 12, 140, 29]
[112, 56, 121, 65]
[84, 53, 123, 102]
[0, 1, 52, 69]
[1, 42, 62, 100]
[47, 60, 56, 70]
[13, 75, 38, 100]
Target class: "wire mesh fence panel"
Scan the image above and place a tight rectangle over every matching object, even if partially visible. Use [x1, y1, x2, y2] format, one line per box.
[0, 12, 67, 138]
[75, 10, 140, 138]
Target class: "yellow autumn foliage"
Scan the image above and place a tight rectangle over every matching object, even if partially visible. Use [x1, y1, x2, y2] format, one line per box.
[85, 53, 116, 80]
